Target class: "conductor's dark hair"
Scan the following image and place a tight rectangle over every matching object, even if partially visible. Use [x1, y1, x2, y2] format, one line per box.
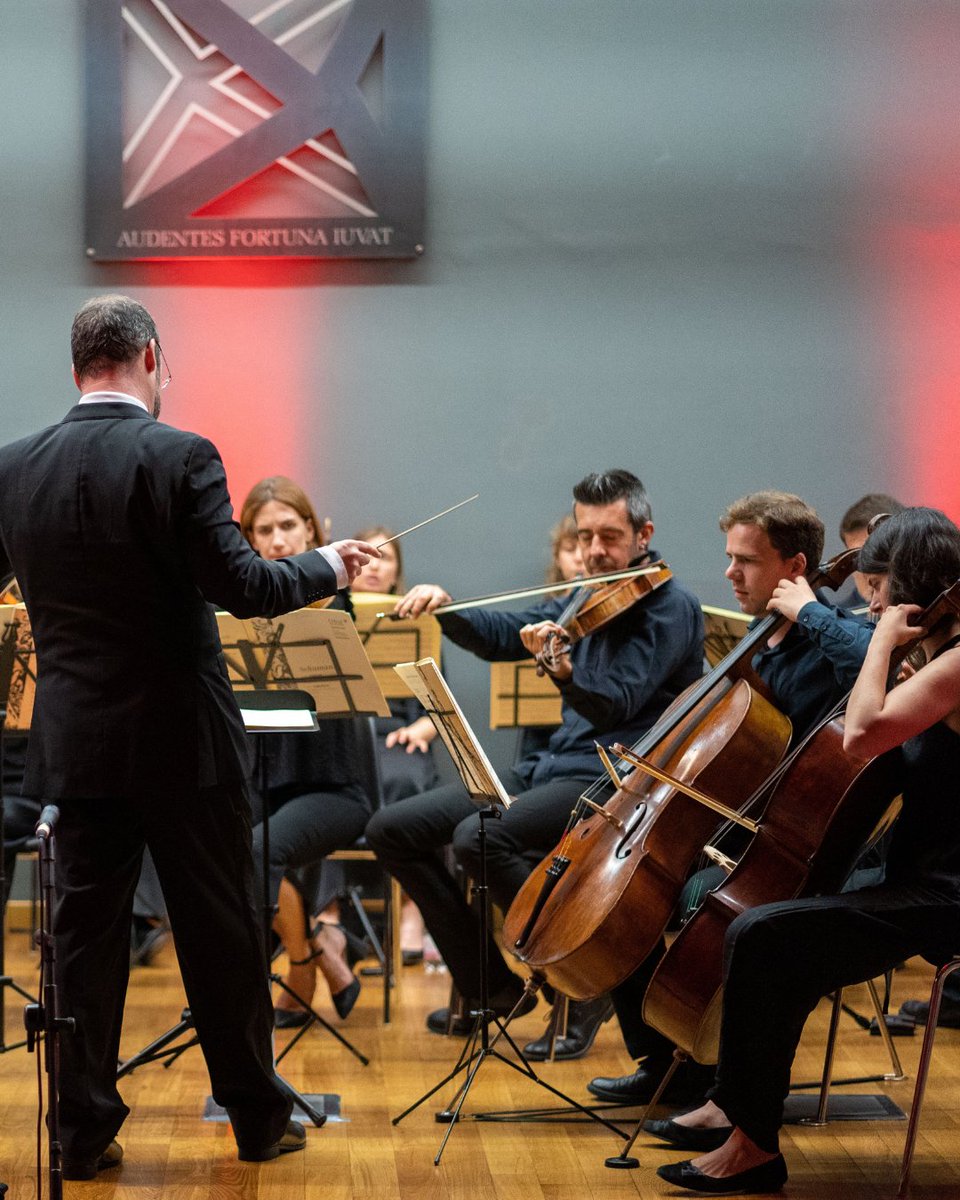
[839, 493, 906, 539]
[71, 294, 159, 381]
[858, 507, 960, 608]
[572, 470, 652, 529]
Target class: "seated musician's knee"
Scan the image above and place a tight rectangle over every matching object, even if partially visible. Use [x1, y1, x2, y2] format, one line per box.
[450, 815, 481, 878]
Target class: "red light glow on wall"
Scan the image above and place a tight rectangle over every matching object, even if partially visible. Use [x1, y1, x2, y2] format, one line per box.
[158, 272, 317, 513]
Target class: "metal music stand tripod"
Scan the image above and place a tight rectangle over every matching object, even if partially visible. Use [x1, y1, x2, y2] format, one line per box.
[389, 659, 626, 1163]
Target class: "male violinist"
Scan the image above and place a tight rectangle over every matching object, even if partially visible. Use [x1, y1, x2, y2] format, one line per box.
[585, 490, 875, 1107]
[365, 469, 705, 1034]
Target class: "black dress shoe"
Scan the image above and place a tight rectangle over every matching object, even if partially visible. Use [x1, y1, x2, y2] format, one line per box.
[644, 1117, 733, 1151]
[900, 996, 960, 1028]
[426, 990, 538, 1036]
[522, 995, 614, 1061]
[237, 1119, 307, 1162]
[657, 1153, 787, 1194]
[587, 1060, 715, 1107]
[62, 1139, 124, 1181]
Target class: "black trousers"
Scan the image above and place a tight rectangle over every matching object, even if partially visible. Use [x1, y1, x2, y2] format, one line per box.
[365, 768, 590, 999]
[52, 784, 290, 1161]
[250, 786, 371, 914]
[709, 883, 960, 1153]
[1, 791, 39, 910]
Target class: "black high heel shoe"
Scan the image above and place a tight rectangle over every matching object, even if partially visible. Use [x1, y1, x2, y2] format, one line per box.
[274, 949, 319, 1028]
[310, 923, 364, 1019]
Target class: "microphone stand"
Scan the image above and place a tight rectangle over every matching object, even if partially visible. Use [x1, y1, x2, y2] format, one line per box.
[25, 806, 74, 1200]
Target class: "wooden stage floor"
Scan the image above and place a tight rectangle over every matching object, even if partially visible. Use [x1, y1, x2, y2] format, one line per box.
[1, 905, 958, 1199]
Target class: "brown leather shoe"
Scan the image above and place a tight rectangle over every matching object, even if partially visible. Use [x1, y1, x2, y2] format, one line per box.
[62, 1139, 123, 1181]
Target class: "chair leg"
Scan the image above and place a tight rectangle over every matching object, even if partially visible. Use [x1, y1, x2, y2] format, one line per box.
[544, 994, 570, 1063]
[800, 989, 843, 1126]
[898, 959, 960, 1198]
[865, 976, 905, 1080]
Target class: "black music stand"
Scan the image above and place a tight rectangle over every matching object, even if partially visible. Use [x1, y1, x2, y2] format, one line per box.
[389, 659, 626, 1163]
[0, 612, 38, 1056]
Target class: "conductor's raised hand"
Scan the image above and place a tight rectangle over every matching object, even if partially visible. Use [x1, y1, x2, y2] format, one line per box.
[329, 539, 381, 583]
[394, 583, 453, 619]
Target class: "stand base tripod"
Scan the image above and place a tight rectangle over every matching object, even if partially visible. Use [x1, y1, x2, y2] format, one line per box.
[392, 809, 627, 1163]
[394, 980, 627, 1163]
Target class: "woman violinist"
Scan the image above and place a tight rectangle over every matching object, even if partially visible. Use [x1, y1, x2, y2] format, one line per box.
[652, 507, 960, 1195]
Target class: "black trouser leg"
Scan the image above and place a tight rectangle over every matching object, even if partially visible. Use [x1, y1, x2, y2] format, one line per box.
[52, 798, 141, 1162]
[709, 886, 960, 1154]
[146, 783, 291, 1151]
[365, 778, 525, 999]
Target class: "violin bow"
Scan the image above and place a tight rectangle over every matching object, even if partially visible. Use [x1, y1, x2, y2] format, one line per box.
[377, 564, 667, 620]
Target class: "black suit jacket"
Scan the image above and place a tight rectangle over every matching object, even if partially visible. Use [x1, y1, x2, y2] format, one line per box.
[0, 401, 337, 799]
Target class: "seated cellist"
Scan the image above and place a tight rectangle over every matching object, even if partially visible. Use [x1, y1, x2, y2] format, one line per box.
[587, 491, 874, 1106]
[651, 505, 960, 1195]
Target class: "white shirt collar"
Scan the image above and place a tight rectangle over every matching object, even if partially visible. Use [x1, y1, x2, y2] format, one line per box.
[78, 390, 149, 413]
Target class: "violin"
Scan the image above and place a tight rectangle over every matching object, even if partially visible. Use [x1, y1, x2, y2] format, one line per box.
[501, 547, 860, 1002]
[640, 577, 960, 1065]
[536, 561, 674, 675]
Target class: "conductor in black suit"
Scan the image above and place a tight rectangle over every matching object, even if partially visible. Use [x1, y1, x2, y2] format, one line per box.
[0, 294, 380, 1178]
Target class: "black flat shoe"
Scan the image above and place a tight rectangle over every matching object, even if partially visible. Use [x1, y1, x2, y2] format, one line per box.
[522, 995, 613, 1061]
[331, 975, 361, 1019]
[656, 1153, 787, 1194]
[644, 1117, 733, 1151]
[402, 948, 424, 966]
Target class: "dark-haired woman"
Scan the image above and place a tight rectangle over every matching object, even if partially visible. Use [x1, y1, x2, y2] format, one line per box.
[652, 506, 960, 1195]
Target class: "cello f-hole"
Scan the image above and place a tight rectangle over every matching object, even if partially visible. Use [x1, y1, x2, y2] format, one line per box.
[612, 803, 647, 858]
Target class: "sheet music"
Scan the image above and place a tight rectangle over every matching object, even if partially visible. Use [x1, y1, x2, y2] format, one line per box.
[394, 657, 512, 809]
[217, 606, 390, 718]
[351, 592, 442, 699]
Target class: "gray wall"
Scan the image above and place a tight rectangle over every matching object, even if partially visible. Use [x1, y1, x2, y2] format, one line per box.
[2, 1, 957, 774]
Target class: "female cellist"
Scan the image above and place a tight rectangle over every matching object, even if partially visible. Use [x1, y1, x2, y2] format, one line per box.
[652, 506, 960, 1195]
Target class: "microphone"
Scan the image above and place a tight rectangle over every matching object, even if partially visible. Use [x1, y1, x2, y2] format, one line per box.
[35, 805, 61, 840]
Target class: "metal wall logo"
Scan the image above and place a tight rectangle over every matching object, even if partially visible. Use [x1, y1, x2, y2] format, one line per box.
[85, 0, 426, 260]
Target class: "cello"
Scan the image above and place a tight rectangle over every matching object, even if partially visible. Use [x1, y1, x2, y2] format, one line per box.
[638, 578, 960, 1065]
[501, 549, 859, 1001]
